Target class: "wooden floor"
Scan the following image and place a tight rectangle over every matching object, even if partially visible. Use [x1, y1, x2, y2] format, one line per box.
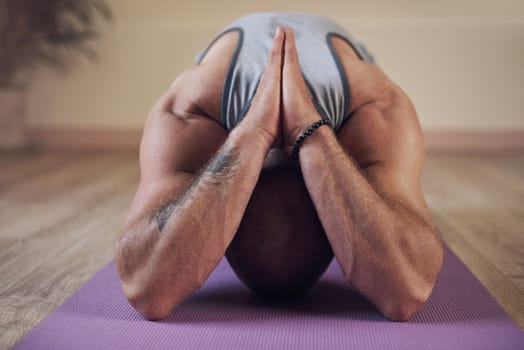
[0, 150, 523, 348]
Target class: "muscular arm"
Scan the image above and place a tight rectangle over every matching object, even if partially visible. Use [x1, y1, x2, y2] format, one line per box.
[278, 28, 442, 321]
[115, 28, 285, 320]
[115, 108, 269, 320]
[298, 90, 443, 321]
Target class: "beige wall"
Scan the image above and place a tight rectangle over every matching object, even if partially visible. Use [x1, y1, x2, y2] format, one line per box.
[26, 1, 524, 131]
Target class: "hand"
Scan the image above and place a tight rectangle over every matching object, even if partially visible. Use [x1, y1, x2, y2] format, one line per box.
[281, 28, 323, 151]
[239, 26, 285, 149]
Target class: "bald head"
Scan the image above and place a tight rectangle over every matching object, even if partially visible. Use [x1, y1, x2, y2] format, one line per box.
[225, 149, 334, 299]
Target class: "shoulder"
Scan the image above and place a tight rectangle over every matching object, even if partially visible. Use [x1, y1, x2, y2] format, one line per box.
[161, 66, 221, 126]
[138, 70, 229, 183]
[338, 78, 424, 167]
[161, 29, 242, 127]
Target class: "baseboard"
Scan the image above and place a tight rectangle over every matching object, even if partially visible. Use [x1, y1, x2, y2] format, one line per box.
[26, 127, 524, 152]
[424, 130, 524, 153]
[27, 127, 143, 151]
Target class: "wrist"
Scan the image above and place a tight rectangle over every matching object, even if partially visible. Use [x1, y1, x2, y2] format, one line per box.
[291, 119, 334, 160]
[229, 124, 273, 155]
[288, 115, 322, 144]
[301, 123, 334, 147]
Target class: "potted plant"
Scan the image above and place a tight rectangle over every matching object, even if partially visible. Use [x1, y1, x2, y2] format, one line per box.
[0, 0, 111, 150]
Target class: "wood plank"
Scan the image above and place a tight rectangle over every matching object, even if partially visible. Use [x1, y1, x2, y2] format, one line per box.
[0, 153, 137, 349]
[422, 153, 524, 329]
[0, 152, 138, 239]
[423, 155, 524, 278]
[0, 195, 131, 348]
[0, 239, 26, 267]
[473, 154, 524, 191]
[487, 154, 524, 180]
[441, 210, 524, 279]
[0, 295, 54, 349]
[431, 210, 524, 329]
[1, 187, 132, 298]
[423, 154, 523, 211]
[0, 151, 131, 201]
[0, 151, 75, 189]
[0, 154, 139, 295]
[0, 188, 132, 296]
[0, 203, 128, 347]
[513, 276, 524, 294]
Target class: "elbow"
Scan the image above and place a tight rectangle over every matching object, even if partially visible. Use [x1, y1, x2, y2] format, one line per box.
[114, 232, 204, 320]
[119, 278, 178, 321]
[381, 262, 442, 322]
[381, 286, 431, 321]
[128, 290, 173, 321]
[115, 259, 193, 320]
[382, 228, 444, 321]
[121, 275, 204, 320]
[114, 251, 177, 320]
[138, 305, 172, 321]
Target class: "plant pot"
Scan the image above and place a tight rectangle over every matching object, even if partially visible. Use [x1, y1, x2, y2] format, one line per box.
[0, 88, 28, 150]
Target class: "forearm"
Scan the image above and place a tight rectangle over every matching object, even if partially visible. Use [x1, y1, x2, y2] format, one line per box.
[115, 125, 269, 319]
[298, 126, 442, 320]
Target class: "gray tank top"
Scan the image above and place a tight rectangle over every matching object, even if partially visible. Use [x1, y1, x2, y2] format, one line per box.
[196, 12, 374, 131]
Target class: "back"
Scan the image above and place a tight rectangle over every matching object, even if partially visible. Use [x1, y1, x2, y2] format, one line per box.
[196, 12, 375, 131]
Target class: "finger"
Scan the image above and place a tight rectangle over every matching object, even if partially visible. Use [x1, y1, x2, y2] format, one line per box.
[268, 26, 285, 68]
[253, 26, 284, 106]
[259, 26, 284, 88]
[282, 28, 312, 100]
[283, 28, 300, 73]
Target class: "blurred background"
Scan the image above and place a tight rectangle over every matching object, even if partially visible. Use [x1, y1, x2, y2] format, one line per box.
[2, 2, 524, 346]
[1, 0, 523, 151]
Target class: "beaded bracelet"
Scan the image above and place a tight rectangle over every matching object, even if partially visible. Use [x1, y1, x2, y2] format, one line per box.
[291, 119, 332, 161]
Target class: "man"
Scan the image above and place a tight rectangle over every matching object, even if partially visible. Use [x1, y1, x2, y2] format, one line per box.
[114, 13, 443, 321]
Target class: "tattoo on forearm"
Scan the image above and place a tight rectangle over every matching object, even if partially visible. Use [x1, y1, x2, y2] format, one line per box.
[202, 145, 240, 185]
[149, 201, 179, 232]
[148, 144, 240, 232]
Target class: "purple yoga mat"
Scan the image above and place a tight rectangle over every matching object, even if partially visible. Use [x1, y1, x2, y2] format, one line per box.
[14, 246, 524, 350]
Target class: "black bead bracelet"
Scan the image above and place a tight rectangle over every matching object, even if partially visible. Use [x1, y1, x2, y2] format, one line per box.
[291, 119, 332, 161]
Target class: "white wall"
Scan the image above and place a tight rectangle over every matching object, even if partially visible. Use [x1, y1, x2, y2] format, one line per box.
[26, 0, 524, 131]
